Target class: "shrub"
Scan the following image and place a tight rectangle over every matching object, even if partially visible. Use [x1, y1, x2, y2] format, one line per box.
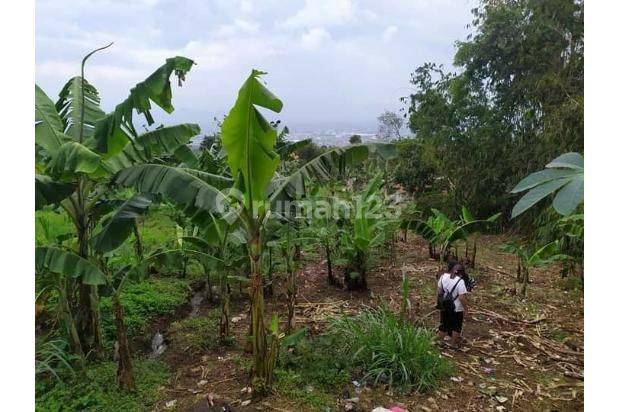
[328, 307, 452, 391]
[36, 359, 169, 412]
[100, 278, 191, 342]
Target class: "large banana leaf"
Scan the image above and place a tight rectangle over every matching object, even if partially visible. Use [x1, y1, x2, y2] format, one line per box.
[94, 56, 196, 156]
[221, 70, 282, 206]
[277, 138, 312, 158]
[173, 145, 199, 168]
[103, 123, 201, 173]
[136, 123, 200, 158]
[114, 164, 231, 216]
[511, 152, 583, 218]
[35, 85, 69, 154]
[35, 246, 106, 285]
[55, 77, 105, 144]
[402, 219, 437, 243]
[35, 175, 76, 210]
[47, 141, 104, 178]
[91, 194, 154, 253]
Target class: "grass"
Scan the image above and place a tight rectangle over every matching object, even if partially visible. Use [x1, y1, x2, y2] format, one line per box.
[100, 278, 191, 342]
[36, 359, 169, 412]
[276, 308, 452, 407]
[327, 307, 453, 392]
[167, 310, 233, 352]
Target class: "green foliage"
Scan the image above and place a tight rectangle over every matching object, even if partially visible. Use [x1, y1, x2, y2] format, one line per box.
[393, 138, 438, 194]
[277, 333, 352, 400]
[36, 359, 169, 412]
[100, 278, 191, 341]
[401, 0, 583, 221]
[221, 69, 282, 207]
[36, 336, 79, 382]
[511, 152, 584, 219]
[327, 308, 452, 391]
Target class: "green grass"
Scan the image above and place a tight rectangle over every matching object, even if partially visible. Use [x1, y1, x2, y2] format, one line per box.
[327, 307, 453, 392]
[167, 310, 233, 352]
[36, 359, 169, 412]
[276, 330, 353, 409]
[100, 278, 191, 342]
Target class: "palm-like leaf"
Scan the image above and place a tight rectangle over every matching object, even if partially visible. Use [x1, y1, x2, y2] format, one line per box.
[91, 194, 154, 253]
[47, 142, 104, 178]
[95, 56, 196, 156]
[35, 85, 70, 154]
[511, 152, 583, 218]
[114, 164, 231, 217]
[35, 175, 76, 210]
[35, 246, 106, 285]
[221, 70, 282, 207]
[55, 77, 105, 145]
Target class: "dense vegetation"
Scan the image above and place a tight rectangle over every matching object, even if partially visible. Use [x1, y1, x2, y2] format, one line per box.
[35, 0, 583, 410]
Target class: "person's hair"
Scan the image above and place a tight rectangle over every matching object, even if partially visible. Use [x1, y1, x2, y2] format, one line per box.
[447, 259, 458, 272]
[452, 263, 465, 276]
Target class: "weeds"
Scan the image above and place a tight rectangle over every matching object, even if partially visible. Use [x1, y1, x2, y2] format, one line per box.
[99, 278, 191, 341]
[328, 307, 452, 391]
[36, 359, 169, 411]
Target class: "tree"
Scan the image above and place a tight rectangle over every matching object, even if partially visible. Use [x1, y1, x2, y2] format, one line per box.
[400, 0, 583, 222]
[35, 46, 197, 388]
[349, 134, 362, 144]
[377, 110, 403, 140]
[114, 69, 393, 393]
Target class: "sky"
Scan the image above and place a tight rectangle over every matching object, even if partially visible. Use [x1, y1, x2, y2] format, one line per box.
[35, 0, 475, 135]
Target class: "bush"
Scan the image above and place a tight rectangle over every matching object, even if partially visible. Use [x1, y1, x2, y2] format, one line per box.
[100, 278, 191, 342]
[36, 359, 169, 412]
[328, 307, 452, 391]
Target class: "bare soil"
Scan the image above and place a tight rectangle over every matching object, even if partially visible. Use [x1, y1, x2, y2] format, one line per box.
[150, 234, 584, 412]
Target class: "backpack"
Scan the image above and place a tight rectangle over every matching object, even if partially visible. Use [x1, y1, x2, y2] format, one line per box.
[436, 276, 462, 313]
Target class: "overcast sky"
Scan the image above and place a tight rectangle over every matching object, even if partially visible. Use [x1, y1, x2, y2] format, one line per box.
[35, 0, 475, 134]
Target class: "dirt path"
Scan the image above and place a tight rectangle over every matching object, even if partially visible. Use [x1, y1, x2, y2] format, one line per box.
[152, 235, 584, 411]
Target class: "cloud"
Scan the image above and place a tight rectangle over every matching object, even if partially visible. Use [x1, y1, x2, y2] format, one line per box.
[285, 0, 354, 28]
[215, 19, 260, 37]
[300, 27, 331, 50]
[35, 0, 474, 131]
[383, 25, 399, 41]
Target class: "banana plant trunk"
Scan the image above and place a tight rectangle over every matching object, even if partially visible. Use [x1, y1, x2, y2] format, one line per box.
[112, 293, 135, 391]
[59, 281, 84, 358]
[325, 243, 335, 285]
[219, 271, 230, 341]
[248, 229, 269, 391]
[75, 206, 103, 356]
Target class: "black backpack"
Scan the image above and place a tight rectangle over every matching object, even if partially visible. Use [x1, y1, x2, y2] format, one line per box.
[436, 277, 462, 313]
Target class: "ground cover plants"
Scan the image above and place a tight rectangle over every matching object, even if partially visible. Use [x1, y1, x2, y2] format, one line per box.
[35, 1, 584, 410]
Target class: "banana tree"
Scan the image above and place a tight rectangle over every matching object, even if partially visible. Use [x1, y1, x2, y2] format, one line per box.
[114, 70, 390, 392]
[405, 208, 500, 261]
[339, 173, 394, 290]
[500, 241, 564, 296]
[35, 46, 197, 363]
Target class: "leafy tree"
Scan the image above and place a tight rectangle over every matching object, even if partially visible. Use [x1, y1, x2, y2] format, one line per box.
[35, 45, 197, 389]
[377, 110, 404, 140]
[349, 134, 362, 144]
[400, 0, 583, 221]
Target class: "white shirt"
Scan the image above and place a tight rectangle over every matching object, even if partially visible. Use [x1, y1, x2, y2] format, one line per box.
[438, 273, 468, 312]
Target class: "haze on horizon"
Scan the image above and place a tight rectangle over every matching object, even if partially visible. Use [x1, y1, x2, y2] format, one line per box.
[35, 0, 475, 135]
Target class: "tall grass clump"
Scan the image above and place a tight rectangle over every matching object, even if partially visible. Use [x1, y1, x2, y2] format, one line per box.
[328, 307, 452, 391]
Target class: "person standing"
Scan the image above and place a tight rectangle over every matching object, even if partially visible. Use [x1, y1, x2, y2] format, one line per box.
[436, 263, 468, 348]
